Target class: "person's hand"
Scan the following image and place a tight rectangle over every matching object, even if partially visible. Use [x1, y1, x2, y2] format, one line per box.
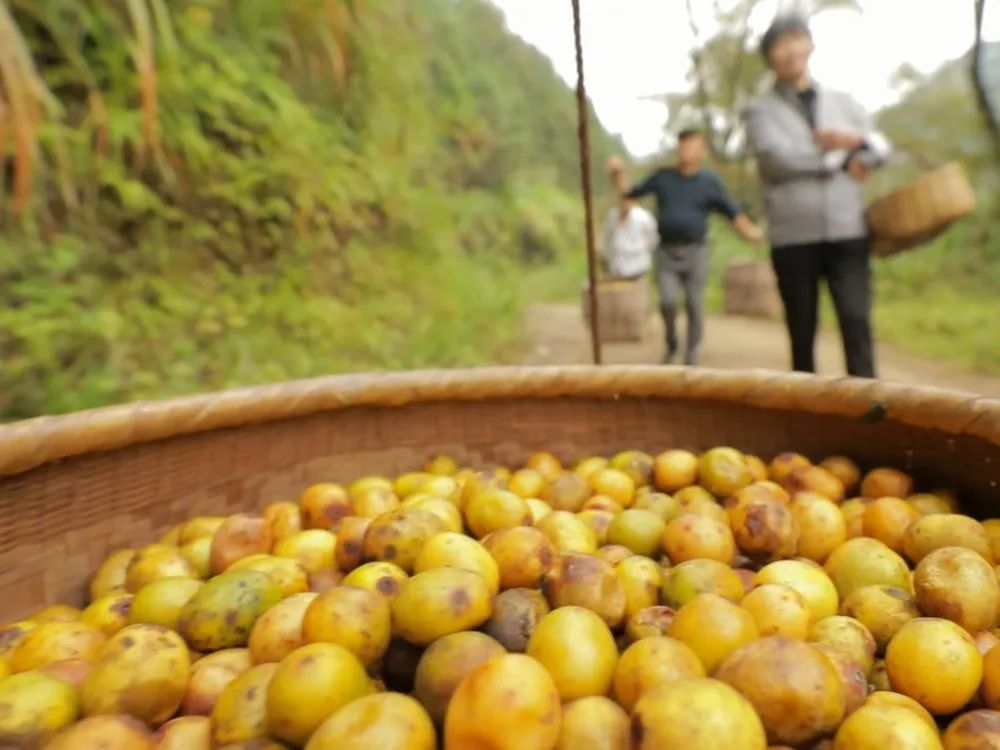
[606, 155, 625, 175]
[815, 128, 863, 151]
[846, 155, 870, 182]
[744, 224, 765, 245]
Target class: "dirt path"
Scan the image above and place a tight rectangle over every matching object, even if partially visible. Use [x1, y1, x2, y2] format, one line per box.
[522, 302, 1000, 398]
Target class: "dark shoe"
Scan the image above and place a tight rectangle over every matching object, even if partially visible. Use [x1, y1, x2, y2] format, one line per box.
[663, 347, 678, 365]
[684, 347, 700, 366]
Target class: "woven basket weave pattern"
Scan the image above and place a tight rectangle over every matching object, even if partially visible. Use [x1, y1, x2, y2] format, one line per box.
[0, 367, 997, 620]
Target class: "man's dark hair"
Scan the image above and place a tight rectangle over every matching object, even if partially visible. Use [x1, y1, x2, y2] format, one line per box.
[760, 14, 812, 60]
[677, 128, 704, 142]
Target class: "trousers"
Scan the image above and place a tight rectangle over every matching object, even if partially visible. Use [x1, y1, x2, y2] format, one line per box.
[771, 238, 875, 378]
[654, 241, 708, 365]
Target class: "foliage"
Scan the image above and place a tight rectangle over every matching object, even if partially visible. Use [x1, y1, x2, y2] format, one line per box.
[0, 0, 620, 420]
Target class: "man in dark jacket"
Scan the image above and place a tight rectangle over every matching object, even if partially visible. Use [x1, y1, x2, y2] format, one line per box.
[744, 15, 891, 377]
[608, 130, 762, 365]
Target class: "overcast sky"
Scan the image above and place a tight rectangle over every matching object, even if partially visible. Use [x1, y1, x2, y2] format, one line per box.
[488, 0, 1000, 157]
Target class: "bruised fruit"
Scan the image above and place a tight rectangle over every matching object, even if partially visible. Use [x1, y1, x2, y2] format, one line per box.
[182, 648, 252, 716]
[248, 593, 316, 665]
[615, 555, 662, 617]
[266, 643, 373, 746]
[860, 468, 914, 501]
[914, 547, 1000, 634]
[730, 501, 800, 563]
[541, 473, 592, 512]
[783, 465, 846, 503]
[595, 544, 635, 566]
[811, 642, 868, 715]
[305, 692, 435, 750]
[227, 555, 308, 598]
[0, 671, 79, 747]
[536, 511, 598, 554]
[483, 588, 549, 652]
[211, 663, 277, 745]
[526, 452, 563, 482]
[413, 631, 506, 723]
[362, 508, 449, 572]
[809, 616, 877, 676]
[391, 567, 493, 646]
[542, 553, 626, 628]
[661, 513, 736, 564]
[670, 594, 758, 672]
[833, 703, 943, 749]
[576, 509, 615, 546]
[82, 624, 190, 726]
[556, 696, 629, 750]
[587, 468, 635, 507]
[612, 635, 704, 711]
[155, 716, 211, 750]
[886, 618, 982, 715]
[606, 509, 666, 558]
[902, 514, 994, 565]
[661, 558, 744, 609]
[300, 484, 352, 530]
[631, 677, 767, 750]
[861, 497, 919, 553]
[125, 545, 197, 593]
[631, 492, 680, 522]
[81, 593, 133, 637]
[825, 537, 910, 599]
[263, 502, 302, 541]
[790, 493, 848, 563]
[47, 715, 154, 750]
[626, 606, 677, 642]
[819, 456, 861, 495]
[444, 653, 561, 750]
[527, 606, 618, 701]
[334, 517, 372, 571]
[272, 530, 336, 574]
[177, 570, 282, 651]
[91, 549, 136, 600]
[610, 450, 654, 487]
[381, 639, 424, 694]
[715, 636, 845, 746]
[302, 586, 391, 666]
[841, 585, 917, 651]
[483, 526, 555, 590]
[130, 577, 203, 630]
[756, 559, 840, 621]
[209, 516, 272, 576]
[341, 561, 408, 601]
[942, 709, 1000, 750]
[741, 584, 812, 639]
[699, 447, 753, 498]
[414, 532, 499, 593]
[11, 622, 106, 673]
[653, 449, 699, 492]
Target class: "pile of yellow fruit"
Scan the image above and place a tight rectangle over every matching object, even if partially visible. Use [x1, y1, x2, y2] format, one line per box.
[3, 447, 1000, 749]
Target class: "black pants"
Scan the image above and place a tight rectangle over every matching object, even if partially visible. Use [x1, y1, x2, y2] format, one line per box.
[771, 238, 875, 378]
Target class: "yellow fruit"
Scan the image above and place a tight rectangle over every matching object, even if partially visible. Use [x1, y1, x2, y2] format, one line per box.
[769, 452, 812, 484]
[841, 498, 869, 538]
[47, 715, 155, 750]
[729, 501, 800, 563]
[812, 642, 869, 716]
[526, 452, 564, 482]
[606, 509, 667, 558]
[299, 483, 352, 530]
[588, 468, 636, 507]
[833, 703, 943, 749]
[914, 547, 1000, 634]
[661, 559, 744, 609]
[413, 631, 506, 723]
[525, 498, 552, 524]
[483, 526, 556, 590]
[211, 662, 277, 744]
[181, 648, 252, 716]
[10, 622, 106, 673]
[444, 653, 561, 750]
[362, 507, 449, 572]
[783, 465, 846, 502]
[942, 709, 1000, 749]
[209, 515, 273, 576]
[574, 456, 609, 478]
[248, 592, 317, 664]
[903, 514, 994, 565]
[424, 455, 459, 476]
[179, 537, 212, 578]
[542, 553, 626, 628]
[791, 492, 848, 563]
[819, 456, 862, 495]
[653, 450, 699, 492]
[391, 568, 493, 646]
[0, 671, 79, 747]
[305, 692, 436, 750]
[90, 549, 136, 600]
[508, 468, 546, 499]
[0, 622, 36, 664]
[715, 636, 845, 746]
[414, 532, 499, 593]
[535, 511, 597, 554]
[631, 492, 680, 522]
[82, 624, 190, 726]
[595, 544, 635, 566]
[483, 588, 549, 652]
[341, 561, 409, 600]
[577, 509, 615, 547]
[177, 569, 282, 652]
[178, 517, 225, 545]
[609, 450, 654, 487]
[125, 545, 198, 593]
[809, 615, 878, 676]
[80, 592, 134, 637]
[631, 677, 767, 750]
[825, 537, 911, 599]
[263, 501, 303, 541]
[756, 559, 840, 621]
[661, 513, 736, 564]
[741, 584, 812, 639]
[981, 643, 1000, 709]
[909, 493, 954, 516]
[862, 497, 919, 553]
[675, 489, 729, 523]
[31, 605, 81, 624]
[625, 606, 677, 642]
[841, 585, 918, 650]
[541, 472, 593, 512]
[465, 490, 532, 539]
[527, 606, 618, 701]
[612, 636, 704, 711]
[403, 495, 463, 534]
[886, 618, 982, 715]
[699, 447, 753, 498]
[865, 690, 937, 730]
[302, 586, 391, 666]
[669, 594, 758, 672]
[459, 470, 508, 510]
[556, 695, 629, 750]
[130, 577, 203, 630]
[860, 468, 914, 500]
[266, 643, 373, 746]
[615, 555, 662, 618]
[394, 471, 431, 498]
[272, 530, 336, 574]
[155, 716, 211, 750]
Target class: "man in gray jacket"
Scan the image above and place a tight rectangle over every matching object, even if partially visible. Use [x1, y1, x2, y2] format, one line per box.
[744, 15, 891, 378]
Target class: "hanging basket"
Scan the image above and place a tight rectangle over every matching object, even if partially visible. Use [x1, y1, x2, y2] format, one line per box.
[867, 162, 977, 257]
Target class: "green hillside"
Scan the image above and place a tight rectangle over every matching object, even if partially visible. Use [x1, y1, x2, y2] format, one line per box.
[0, 0, 620, 420]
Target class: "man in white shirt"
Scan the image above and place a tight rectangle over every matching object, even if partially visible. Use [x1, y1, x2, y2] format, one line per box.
[600, 199, 658, 280]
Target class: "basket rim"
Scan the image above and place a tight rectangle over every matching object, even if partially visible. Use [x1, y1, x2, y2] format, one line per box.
[0, 366, 997, 477]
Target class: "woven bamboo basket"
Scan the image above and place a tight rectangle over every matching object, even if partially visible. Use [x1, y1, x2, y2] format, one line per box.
[723, 260, 782, 319]
[580, 278, 650, 342]
[868, 162, 977, 257]
[1, 366, 999, 621]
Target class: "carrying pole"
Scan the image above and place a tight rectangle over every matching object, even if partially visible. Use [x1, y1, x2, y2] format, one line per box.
[571, 0, 602, 365]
